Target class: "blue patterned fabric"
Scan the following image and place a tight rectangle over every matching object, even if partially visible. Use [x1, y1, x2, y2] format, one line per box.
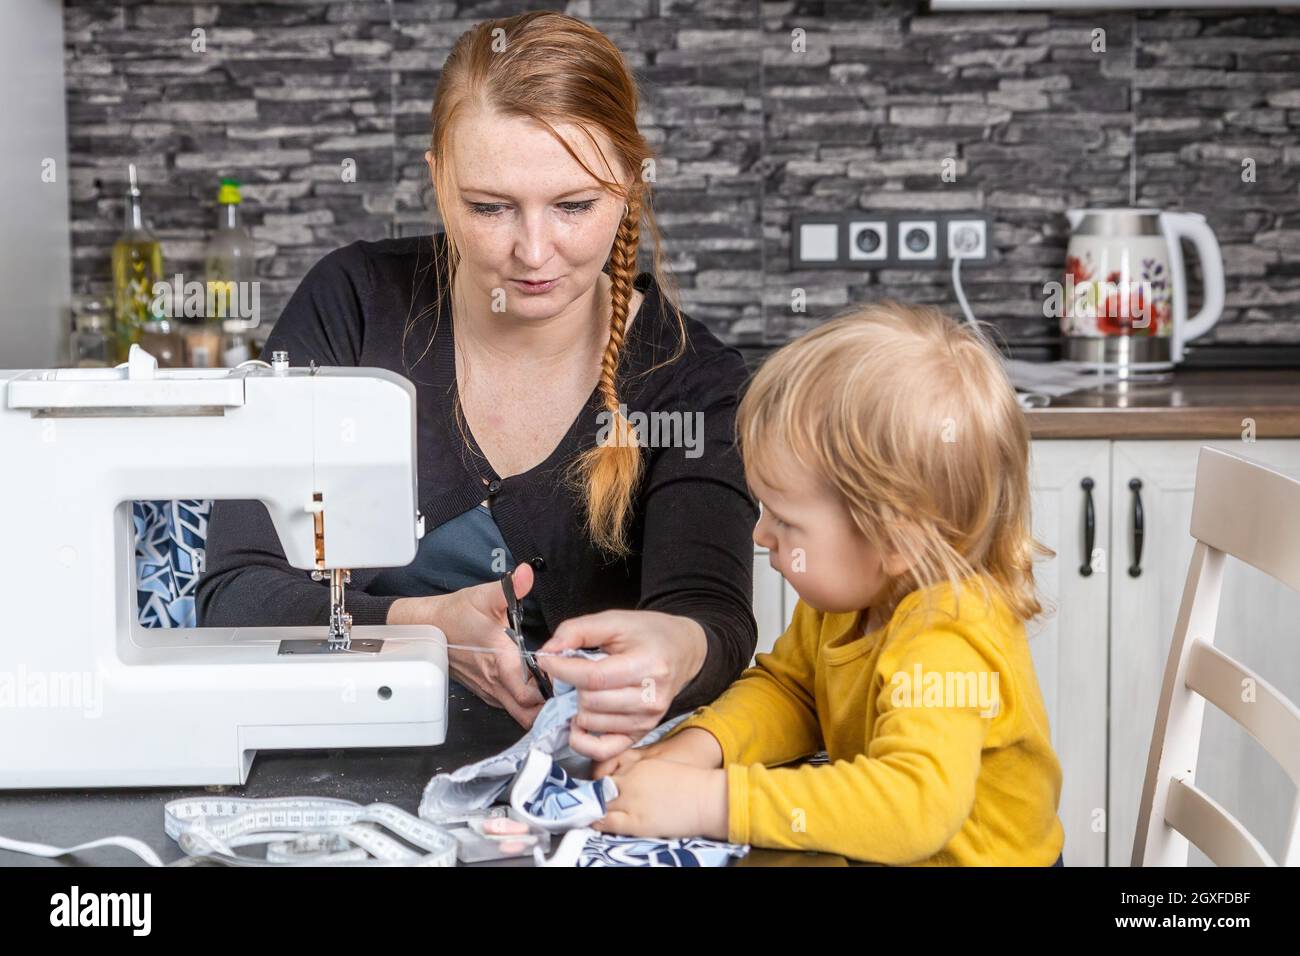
[571, 833, 749, 868]
[509, 750, 747, 866]
[421, 677, 751, 867]
[523, 759, 614, 822]
[419, 664, 596, 824]
[511, 748, 616, 832]
[534, 827, 749, 867]
[133, 499, 212, 629]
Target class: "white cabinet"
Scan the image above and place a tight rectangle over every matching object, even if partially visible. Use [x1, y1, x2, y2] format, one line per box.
[751, 548, 786, 660]
[1028, 440, 1112, 868]
[1030, 438, 1300, 867]
[1106, 440, 1300, 867]
[783, 579, 799, 632]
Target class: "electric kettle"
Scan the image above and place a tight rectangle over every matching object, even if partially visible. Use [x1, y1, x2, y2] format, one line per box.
[1061, 207, 1225, 371]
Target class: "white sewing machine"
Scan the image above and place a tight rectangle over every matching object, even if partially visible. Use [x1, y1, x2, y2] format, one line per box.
[0, 346, 448, 788]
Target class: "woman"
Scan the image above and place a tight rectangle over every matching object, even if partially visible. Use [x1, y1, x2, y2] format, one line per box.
[196, 11, 758, 762]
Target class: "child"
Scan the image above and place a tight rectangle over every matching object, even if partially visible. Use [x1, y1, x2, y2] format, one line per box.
[591, 302, 1065, 866]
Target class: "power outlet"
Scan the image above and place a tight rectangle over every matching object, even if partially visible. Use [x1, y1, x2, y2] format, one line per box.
[897, 220, 938, 262]
[791, 212, 992, 269]
[848, 219, 888, 262]
[946, 218, 988, 261]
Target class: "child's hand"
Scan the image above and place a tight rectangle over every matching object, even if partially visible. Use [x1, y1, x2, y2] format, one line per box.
[595, 759, 729, 841]
[593, 727, 724, 779]
[592, 745, 647, 779]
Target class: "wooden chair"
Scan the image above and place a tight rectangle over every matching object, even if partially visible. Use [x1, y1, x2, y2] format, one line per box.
[1132, 447, 1300, 866]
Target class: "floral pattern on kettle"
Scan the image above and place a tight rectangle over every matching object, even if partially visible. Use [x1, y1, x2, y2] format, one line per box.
[1062, 251, 1172, 337]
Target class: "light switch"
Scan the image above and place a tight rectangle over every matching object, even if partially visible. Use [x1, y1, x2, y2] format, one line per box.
[798, 222, 840, 263]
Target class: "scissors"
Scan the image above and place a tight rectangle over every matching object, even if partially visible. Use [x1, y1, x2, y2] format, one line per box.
[500, 570, 553, 700]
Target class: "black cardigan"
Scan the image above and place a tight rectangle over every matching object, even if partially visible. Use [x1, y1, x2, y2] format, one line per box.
[195, 234, 759, 714]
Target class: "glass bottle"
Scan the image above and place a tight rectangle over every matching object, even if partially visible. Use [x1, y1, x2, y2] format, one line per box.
[203, 177, 258, 366]
[138, 310, 185, 368]
[183, 310, 223, 369]
[111, 163, 164, 363]
[221, 319, 251, 367]
[69, 295, 113, 368]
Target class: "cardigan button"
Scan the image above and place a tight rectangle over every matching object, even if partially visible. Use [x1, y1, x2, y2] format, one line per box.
[486, 479, 502, 494]
[529, 556, 546, 572]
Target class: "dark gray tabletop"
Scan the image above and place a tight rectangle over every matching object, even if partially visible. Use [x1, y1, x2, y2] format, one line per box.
[0, 681, 844, 867]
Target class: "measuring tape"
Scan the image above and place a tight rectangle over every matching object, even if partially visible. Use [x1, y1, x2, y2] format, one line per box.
[0, 796, 458, 867]
[164, 796, 458, 867]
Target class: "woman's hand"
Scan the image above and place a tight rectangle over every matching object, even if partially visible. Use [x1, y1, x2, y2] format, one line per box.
[594, 759, 728, 841]
[387, 565, 544, 729]
[535, 610, 708, 762]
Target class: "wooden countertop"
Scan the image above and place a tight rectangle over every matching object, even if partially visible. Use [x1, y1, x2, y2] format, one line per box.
[1025, 369, 1300, 440]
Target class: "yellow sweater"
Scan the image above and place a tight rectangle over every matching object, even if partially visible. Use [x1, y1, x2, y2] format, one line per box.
[670, 578, 1064, 865]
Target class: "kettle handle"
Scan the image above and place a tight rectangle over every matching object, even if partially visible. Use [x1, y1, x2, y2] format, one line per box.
[1163, 211, 1225, 355]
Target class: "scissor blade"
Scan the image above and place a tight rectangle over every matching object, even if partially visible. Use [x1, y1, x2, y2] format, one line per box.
[499, 571, 522, 635]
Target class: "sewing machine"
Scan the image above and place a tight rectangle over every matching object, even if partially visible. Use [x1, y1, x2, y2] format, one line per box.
[0, 346, 448, 788]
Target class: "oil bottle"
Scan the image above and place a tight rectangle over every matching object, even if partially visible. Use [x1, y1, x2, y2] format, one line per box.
[110, 163, 164, 363]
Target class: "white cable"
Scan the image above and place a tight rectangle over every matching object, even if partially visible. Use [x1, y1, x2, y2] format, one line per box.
[951, 253, 977, 327]
[951, 249, 1053, 409]
[0, 832, 165, 867]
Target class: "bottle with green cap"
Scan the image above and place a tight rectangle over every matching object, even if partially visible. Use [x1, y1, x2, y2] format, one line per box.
[200, 176, 256, 367]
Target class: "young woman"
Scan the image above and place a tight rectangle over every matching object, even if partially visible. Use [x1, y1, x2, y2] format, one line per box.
[197, 11, 758, 762]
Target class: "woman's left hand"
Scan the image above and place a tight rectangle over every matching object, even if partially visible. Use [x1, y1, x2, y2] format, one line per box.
[593, 759, 728, 841]
[535, 610, 707, 761]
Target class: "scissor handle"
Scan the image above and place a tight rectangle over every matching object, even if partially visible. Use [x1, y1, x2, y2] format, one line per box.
[525, 655, 554, 700]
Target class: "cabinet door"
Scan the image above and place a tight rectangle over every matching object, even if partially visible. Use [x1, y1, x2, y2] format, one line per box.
[1029, 440, 1113, 867]
[752, 548, 786, 661]
[1109, 440, 1300, 866]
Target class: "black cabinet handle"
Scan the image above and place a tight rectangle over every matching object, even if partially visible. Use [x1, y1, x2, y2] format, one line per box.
[1080, 477, 1095, 577]
[1128, 477, 1144, 578]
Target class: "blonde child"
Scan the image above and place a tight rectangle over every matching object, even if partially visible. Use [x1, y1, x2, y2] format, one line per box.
[590, 302, 1065, 866]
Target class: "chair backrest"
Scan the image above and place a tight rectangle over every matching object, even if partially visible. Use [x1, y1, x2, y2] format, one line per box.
[1132, 447, 1300, 867]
